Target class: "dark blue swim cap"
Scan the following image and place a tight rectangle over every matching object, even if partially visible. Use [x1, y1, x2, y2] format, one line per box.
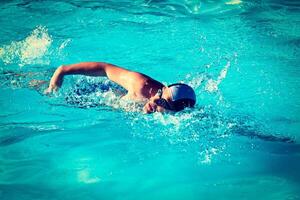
[168, 83, 196, 111]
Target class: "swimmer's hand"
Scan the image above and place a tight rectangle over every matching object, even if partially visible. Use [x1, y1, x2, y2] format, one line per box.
[44, 66, 64, 94]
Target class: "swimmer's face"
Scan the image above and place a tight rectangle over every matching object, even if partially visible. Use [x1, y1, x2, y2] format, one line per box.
[143, 87, 173, 114]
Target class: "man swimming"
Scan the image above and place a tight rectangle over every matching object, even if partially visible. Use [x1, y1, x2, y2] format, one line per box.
[45, 62, 196, 113]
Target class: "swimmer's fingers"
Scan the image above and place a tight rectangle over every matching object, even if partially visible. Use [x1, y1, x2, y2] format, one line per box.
[44, 66, 64, 96]
[43, 87, 52, 95]
[44, 75, 63, 95]
[43, 85, 59, 95]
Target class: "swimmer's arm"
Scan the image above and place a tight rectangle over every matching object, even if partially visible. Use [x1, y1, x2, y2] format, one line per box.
[45, 62, 138, 94]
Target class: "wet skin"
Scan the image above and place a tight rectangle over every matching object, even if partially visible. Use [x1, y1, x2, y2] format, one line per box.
[46, 62, 176, 113]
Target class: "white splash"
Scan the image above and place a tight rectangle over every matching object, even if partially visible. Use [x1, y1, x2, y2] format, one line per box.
[58, 39, 71, 51]
[199, 147, 219, 164]
[205, 61, 230, 93]
[185, 73, 206, 89]
[0, 26, 52, 67]
[184, 0, 202, 14]
[58, 38, 71, 57]
[225, 0, 242, 5]
[77, 169, 100, 184]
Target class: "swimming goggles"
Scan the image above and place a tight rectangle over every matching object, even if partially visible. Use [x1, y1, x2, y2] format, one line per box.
[154, 89, 172, 110]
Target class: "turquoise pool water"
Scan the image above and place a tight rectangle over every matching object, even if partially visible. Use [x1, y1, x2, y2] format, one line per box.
[0, 0, 300, 199]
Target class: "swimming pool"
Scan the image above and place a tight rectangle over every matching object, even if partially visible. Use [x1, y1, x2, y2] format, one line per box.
[0, 0, 300, 199]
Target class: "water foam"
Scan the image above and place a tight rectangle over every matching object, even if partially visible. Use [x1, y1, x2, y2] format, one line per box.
[205, 61, 230, 93]
[0, 26, 52, 67]
[124, 62, 234, 164]
[225, 0, 242, 5]
[198, 147, 219, 164]
[62, 77, 147, 112]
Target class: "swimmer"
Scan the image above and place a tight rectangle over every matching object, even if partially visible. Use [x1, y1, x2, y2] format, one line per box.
[45, 62, 196, 113]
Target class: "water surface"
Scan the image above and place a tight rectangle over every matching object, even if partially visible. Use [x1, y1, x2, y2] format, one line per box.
[0, 0, 300, 199]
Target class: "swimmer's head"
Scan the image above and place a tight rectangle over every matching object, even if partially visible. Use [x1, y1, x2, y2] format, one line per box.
[143, 83, 196, 113]
[167, 83, 196, 111]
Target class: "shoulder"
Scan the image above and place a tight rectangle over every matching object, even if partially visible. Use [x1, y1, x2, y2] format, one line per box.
[104, 63, 163, 99]
[131, 73, 164, 99]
